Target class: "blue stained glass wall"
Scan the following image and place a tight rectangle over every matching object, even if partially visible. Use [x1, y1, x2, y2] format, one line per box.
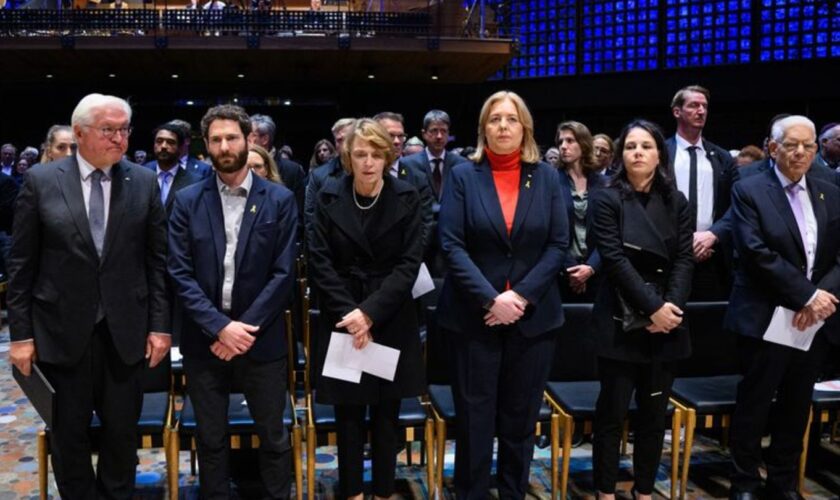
[664, 0, 752, 68]
[581, 0, 660, 74]
[497, 0, 577, 79]
[759, 0, 840, 61]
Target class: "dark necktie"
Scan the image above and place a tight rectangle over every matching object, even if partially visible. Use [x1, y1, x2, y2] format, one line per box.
[687, 145, 698, 230]
[432, 158, 443, 198]
[89, 169, 105, 257]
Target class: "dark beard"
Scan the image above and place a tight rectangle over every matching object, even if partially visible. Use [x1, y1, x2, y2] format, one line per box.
[154, 150, 177, 167]
[210, 147, 248, 174]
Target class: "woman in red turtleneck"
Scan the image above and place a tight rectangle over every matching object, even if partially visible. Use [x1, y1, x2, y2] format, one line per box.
[436, 91, 569, 498]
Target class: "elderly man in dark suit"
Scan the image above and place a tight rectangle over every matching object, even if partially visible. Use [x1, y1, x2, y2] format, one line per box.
[726, 115, 840, 500]
[666, 85, 738, 300]
[168, 104, 298, 499]
[7, 93, 170, 499]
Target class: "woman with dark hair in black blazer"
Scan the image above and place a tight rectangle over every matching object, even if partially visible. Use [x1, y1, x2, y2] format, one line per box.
[588, 119, 694, 500]
[309, 118, 425, 500]
[437, 90, 568, 498]
[556, 120, 605, 302]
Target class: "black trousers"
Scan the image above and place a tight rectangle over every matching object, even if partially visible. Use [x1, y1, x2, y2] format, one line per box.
[40, 321, 144, 500]
[183, 355, 291, 500]
[450, 327, 555, 499]
[592, 357, 675, 495]
[334, 399, 401, 498]
[729, 334, 826, 494]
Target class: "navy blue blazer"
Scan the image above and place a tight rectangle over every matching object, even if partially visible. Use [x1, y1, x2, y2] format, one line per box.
[557, 168, 604, 270]
[167, 173, 299, 361]
[400, 149, 470, 204]
[146, 157, 212, 179]
[725, 167, 840, 339]
[437, 159, 568, 337]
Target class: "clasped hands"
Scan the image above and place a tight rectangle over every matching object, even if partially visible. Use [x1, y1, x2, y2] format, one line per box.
[646, 302, 683, 334]
[567, 264, 594, 294]
[336, 308, 374, 350]
[484, 290, 528, 327]
[693, 231, 717, 262]
[211, 321, 259, 361]
[792, 289, 839, 331]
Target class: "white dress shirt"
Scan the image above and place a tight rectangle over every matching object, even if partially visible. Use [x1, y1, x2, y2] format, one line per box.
[76, 152, 113, 227]
[217, 170, 253, 312]
[774, 166, 818, 280]
[674, 134, 714, 231]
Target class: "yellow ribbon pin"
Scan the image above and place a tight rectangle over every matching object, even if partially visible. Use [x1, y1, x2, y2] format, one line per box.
[250, 205, 256, 213]
[820, 193, 825, 201]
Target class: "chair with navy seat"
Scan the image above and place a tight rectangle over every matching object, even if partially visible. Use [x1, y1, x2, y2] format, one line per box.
[37, 351, 178, 500]
[304, 308, 434, 499]
[173, 309, 304, 500]
[544, 303, 683, 500]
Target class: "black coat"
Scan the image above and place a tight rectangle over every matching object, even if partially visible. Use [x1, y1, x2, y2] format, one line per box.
[588, 186, 695, 363]
[309, 175, 425, 404]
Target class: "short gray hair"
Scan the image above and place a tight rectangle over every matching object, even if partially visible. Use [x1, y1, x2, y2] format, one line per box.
[71, 93, 132, 127]
[331, 118, 356, 135]
[770, 115, 815, 143]
[250, 114, 277, 144]
[422, 109, 450, 130]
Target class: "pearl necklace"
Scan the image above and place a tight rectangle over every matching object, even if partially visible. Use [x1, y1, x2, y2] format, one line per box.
[352, 181, 383, 210]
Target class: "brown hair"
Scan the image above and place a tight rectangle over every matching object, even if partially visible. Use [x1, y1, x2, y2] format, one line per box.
[556, 120, 598, 173]
[248, 144, 282, 184]
[670, 85, 710, 109]
[340, 118, 397, 175]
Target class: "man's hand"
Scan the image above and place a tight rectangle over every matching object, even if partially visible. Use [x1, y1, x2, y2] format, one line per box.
[210, 341, 238, 361]
[217, 321, 258, 354]
[145, 333, 171, 368]
[567, 265, 595, 287]
[806, 289, 839, 321]
[9, 341, 36, 377]
[792, 308, 819, 331]
[693, 231, 717, 262]
[483, 290, 527, 326]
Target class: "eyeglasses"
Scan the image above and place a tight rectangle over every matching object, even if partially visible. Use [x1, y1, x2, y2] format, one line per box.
[779, 141, 818, 153]
[85, 125, 133, 140]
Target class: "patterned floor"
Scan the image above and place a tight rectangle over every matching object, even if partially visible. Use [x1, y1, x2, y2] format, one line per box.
[1, 327, 839, 499]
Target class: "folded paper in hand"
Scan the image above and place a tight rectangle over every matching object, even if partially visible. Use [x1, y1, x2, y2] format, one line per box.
[762, 306, 823, 351]
[322, 331, 401, 383]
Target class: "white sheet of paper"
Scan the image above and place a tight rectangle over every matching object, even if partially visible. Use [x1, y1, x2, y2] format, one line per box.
[322, 332, 362, 383]
[411, 263, 435, 299]
[170, 346, 182, 363]
[340, 339, 401, 382]
[762, 306, 823, 351]
[814, 379, 840, 392]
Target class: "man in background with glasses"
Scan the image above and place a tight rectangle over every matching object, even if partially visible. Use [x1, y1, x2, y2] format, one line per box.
[7, 93, 170, 500]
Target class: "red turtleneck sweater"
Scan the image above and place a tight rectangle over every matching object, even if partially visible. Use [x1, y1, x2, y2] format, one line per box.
[486, 148, 521, 235]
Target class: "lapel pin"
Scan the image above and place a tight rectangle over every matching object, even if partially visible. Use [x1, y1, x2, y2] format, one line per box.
[525, 173, 533, 189]
[250, 204, 256, 213]
[820, 193, 825, 201]
[400, 168, 406, 176]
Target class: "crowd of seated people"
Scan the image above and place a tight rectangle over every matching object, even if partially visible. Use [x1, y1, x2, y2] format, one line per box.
[3, 85, 840, 500]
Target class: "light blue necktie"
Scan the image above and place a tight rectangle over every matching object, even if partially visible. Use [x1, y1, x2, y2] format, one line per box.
[159, 170, 173, 205]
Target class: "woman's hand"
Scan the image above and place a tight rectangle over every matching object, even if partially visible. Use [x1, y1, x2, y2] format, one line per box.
[484, 290, 527, 326]
[647, 302, 683, 333]
[336, 308, 374, 345]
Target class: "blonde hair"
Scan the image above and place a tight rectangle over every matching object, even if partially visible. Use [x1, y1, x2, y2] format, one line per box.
[470, 90, 540, 164]
[248, 144, 283, 185]
[339, 118, 396, 175]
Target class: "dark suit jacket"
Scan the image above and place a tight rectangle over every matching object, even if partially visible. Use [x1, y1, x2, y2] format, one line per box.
[395, 160, 435, 252]
[309, 175, 425, 404]
[272, 153, 307, 213]
[725, 167, 840, 340]
[147, 157, 212, 179]
[167, 173, 299, 362]
[400, 150, 469, 203]
[7, 157, 170, 366]
[304, 156, 344, 246]
[437, 159, 568, 337]
[143, 164, 203, 215]
[557, 169, 604, 270]
[666, 136, 737, 242]
[588, 186, 695, 362]
[0, 171, 18, 233]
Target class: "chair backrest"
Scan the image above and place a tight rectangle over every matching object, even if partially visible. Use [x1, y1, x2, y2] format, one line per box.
[548, 303, 598, 382]
[677, 301, 737, 377]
